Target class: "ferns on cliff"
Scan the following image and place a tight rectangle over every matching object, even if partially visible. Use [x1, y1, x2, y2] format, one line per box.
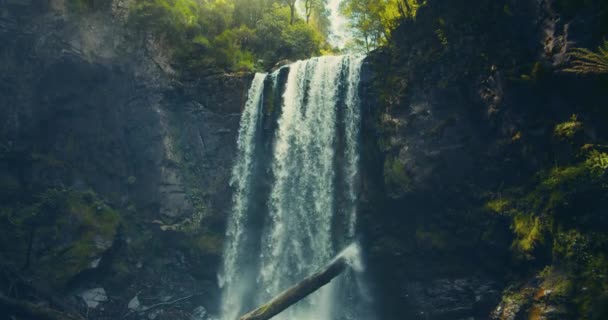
[564, 40, 608, 74]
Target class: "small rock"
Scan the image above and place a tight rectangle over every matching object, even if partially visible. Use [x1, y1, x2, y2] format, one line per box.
[90, 258, 101, 268]
[128, 295, 141, 311]
[191, 306, 207, 320]
[80, 288, 107, 308]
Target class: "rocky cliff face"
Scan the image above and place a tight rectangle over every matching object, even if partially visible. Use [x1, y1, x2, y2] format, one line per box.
[0, 1, 251, 318]
[359, 0, 608, 319]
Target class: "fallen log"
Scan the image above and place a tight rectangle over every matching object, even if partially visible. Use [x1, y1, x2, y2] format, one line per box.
[239, 255, 348, 320]
[0, 293, 84, 320]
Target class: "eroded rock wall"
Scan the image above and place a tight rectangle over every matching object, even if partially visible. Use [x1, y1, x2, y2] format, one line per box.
[360, 0, 608, 319]
[0, 1, 251, 317]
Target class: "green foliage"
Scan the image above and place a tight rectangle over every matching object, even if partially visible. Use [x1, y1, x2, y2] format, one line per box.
[484, 147, 608, 261]
[554, 114, 583, 139]
[129, 0, 328, 74]
[485, 142, 608, 316]
[564, 40, 608, 74]
[586, 150, 608, 173]
[340, 0, 424, 52]
[511, 213, 545, 256]
[435, 27, 448, 47]
[485, 197, 512, 214]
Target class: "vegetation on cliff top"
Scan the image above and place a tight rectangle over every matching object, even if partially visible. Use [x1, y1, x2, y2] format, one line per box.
[128, 0, 332, 75]
[340, 0, 423, 52]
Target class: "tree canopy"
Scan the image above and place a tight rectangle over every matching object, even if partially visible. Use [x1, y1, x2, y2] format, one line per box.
[124, 0, 425, 74]
[340, 0, 422, 52]
[129, 0, 333, 75]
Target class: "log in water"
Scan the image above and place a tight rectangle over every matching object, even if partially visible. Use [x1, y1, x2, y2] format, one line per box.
[239, 256, 348, 320]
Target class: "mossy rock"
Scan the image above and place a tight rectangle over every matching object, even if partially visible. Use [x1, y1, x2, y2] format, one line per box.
[194, 233, 224, 255]
[0, 188, 122, 289]
[383, 155, 412, 198]
[554, 115, 583, 140]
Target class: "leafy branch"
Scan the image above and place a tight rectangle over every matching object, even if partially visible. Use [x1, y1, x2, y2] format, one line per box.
[564, 40, 608, 74]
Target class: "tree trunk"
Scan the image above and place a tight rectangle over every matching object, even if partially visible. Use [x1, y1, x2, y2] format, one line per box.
[289, 1, 296, 25]
[239, 256, 348, 320]
[305, 0, 312, 24]
[0, 293, 84, 320]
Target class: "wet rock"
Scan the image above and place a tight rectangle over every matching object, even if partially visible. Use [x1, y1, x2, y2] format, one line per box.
[80, 287, 108, 308]
[190, 306, 207, 320]
[406, 278, 500, 319]
[128, 295, 141, 311]
[90, 258, 102, 268]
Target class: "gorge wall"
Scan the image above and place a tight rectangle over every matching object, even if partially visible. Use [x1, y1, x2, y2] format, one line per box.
[1, 1, 251, 318]
[359, 0, 608, 319]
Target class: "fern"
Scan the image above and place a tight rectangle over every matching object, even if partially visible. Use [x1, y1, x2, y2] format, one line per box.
[564, 40, 608, 74]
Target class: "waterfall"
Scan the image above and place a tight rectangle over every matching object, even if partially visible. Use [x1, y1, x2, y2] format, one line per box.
[219, 73, 267, 320]
[219, 55, 368, 320]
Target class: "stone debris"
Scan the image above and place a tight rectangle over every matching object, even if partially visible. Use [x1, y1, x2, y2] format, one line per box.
[80, 288, 108, 309]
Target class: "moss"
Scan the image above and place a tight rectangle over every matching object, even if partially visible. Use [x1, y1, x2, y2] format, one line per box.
[0, 188, 122, 288]
[195, 233, 224, 255]
[511, 213, 545, 256]
[553, 229, 588, 261]
[554, 114, 583, 140]
[485, 198, 512, 214]
[540, 164, 587, 190]
[435, 28, 448, 47]
[484, 143, 608, 316]
[383, 155, 412, 198]
[586, 150, 608, 173]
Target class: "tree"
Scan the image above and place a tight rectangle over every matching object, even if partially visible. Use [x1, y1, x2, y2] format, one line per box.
[129, 0, 329, 73]
[283, 0, 297, 24]
[232, 0, 275, 28]
[304, 0, 316, 23]
[340, 0, 422, 52]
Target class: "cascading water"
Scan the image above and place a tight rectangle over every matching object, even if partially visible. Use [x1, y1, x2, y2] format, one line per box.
[219, 55, 370, 320]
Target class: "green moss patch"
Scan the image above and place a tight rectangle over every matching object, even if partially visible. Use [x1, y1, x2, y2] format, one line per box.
[0, 188, 122, 289]
[383, 155, 412, 198]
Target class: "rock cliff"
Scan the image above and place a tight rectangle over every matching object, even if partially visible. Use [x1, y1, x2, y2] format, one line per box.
[0, 1, 251, 317]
